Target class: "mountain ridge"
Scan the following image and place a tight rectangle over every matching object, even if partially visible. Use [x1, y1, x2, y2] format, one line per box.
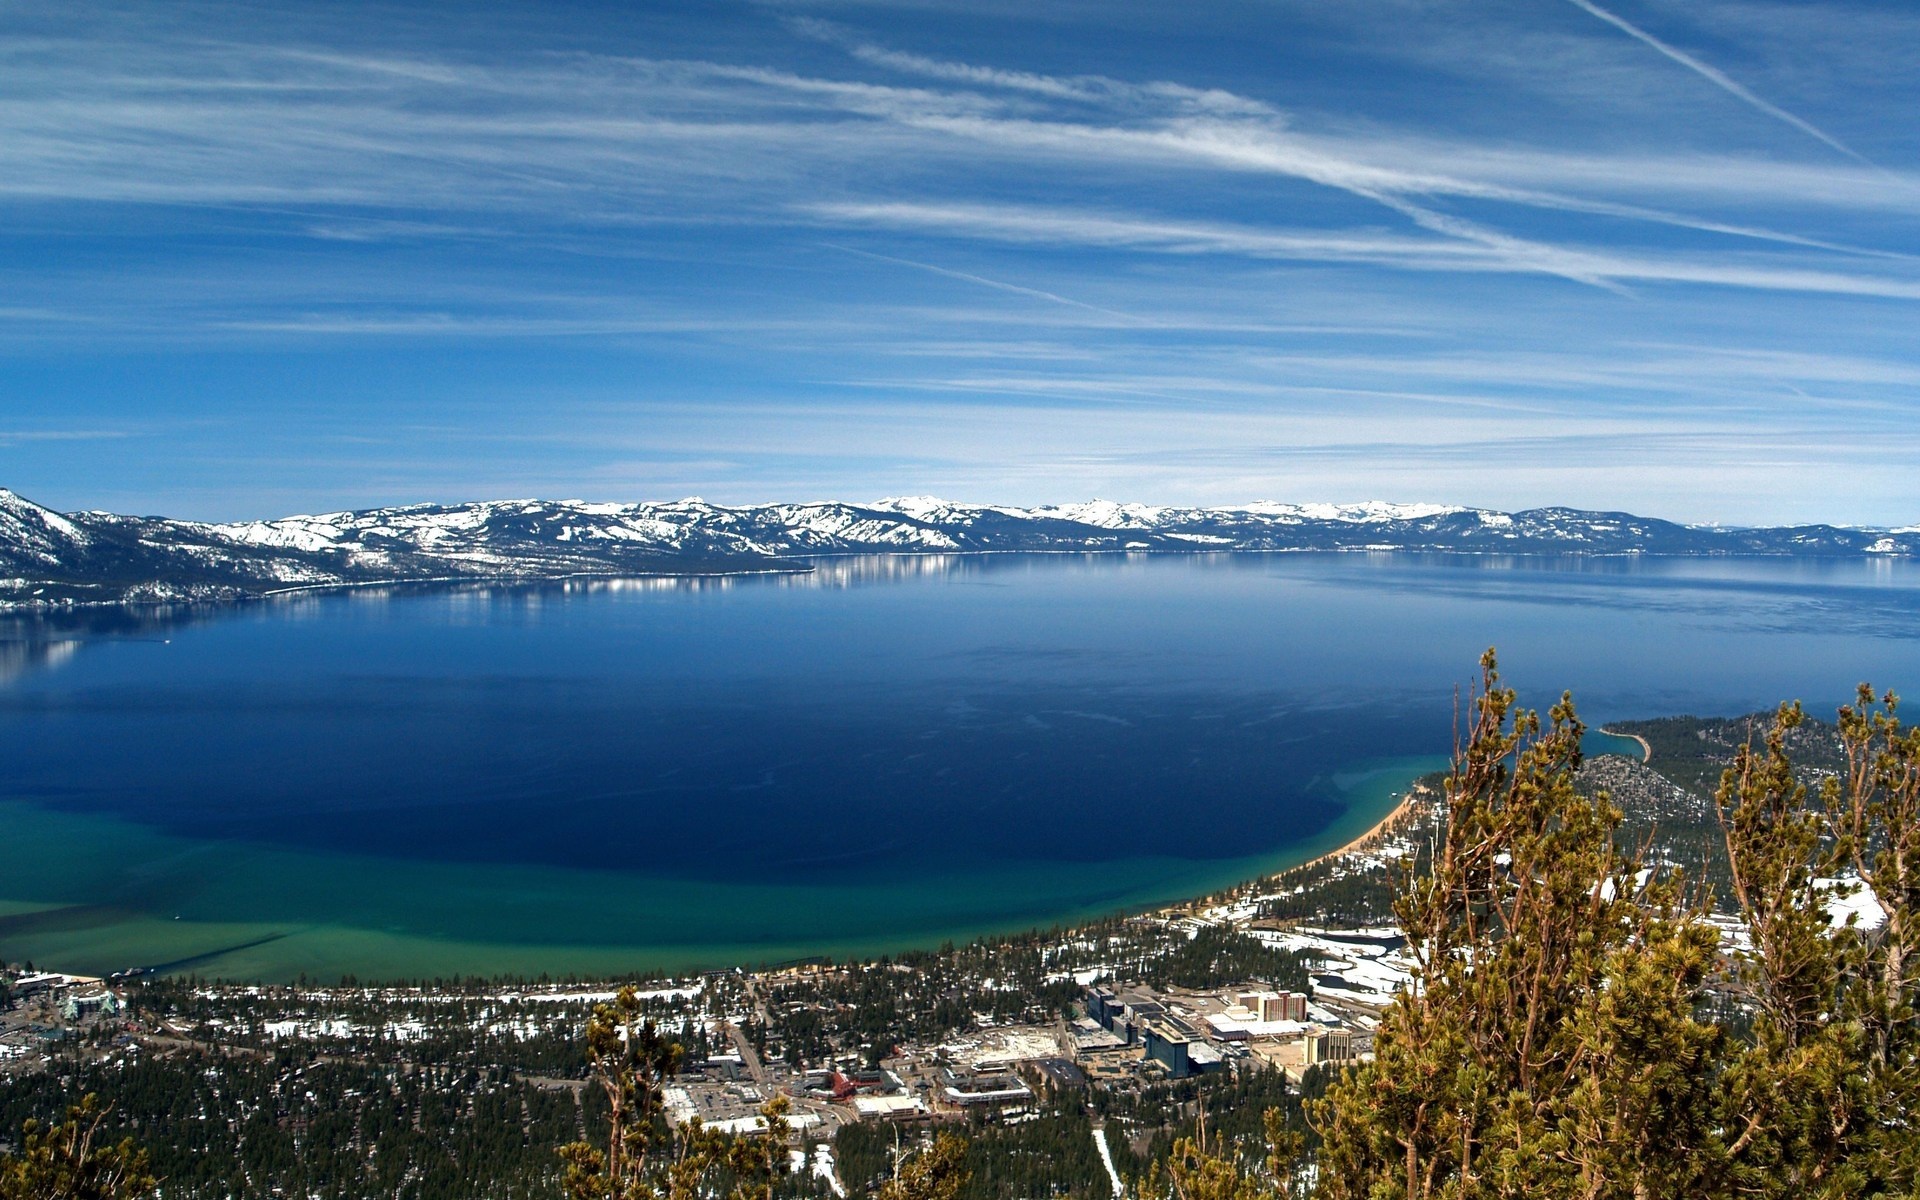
[3, 486, 1915, 609]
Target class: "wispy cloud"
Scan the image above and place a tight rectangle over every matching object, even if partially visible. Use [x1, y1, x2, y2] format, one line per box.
[210, 313, 826, 337]
[809, 201, 1920, 301]
[787, 31, 1914, 250]
[786, 16, 1283, 117]
[1, 24, 1904, 229]
[1561, 0, 1871, 164]
[0, 429, 134, 445]
[787, 18, 1103, 103]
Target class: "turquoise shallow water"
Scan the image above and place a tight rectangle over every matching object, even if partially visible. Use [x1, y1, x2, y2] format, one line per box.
[1, 552, 1915, 980]
[0, 757, 1435, 981]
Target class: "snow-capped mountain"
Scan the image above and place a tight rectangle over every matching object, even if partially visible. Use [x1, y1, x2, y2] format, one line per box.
[2, 486, 1915, 608]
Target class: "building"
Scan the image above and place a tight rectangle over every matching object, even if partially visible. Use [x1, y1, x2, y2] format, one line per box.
[1267, 992, 1309, 1023]
[706, 1053, 750, 1082]
[1077, 1045, 1145, 1087]
[1208, 1020, 1250, 1044]
[1204, 1012, 1308, 1040]
[1084, 985, 1165, 1046]
[792, 1069, 839, 1099]
[851, 1094, 930, 1122]
[1304, 1027, 1355, 1066]
[1120, 998, 1166, 1041]
[702, 1112, 823, 1136]
[937, 1068, 1033, 1109]
[829, 1067, 901, 1099]
[1188, 1042, 1226, 1073]
[1086, 986, 1118, 1026]
[1142, 1016, 1220, 1079]
[1232, 990, 1308, 1023]
[1022, 1057, 1088, 1095]
[10, 973, 66, 1001]
[60, 991, 120, 1022]
[1069, 1017, 1125, 1056]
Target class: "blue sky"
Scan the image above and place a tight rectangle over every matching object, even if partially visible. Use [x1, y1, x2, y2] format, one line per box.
[2, 0, 1917, 525]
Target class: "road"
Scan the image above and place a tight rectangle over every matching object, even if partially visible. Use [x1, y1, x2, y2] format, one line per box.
[727, 1020, 772, 1093]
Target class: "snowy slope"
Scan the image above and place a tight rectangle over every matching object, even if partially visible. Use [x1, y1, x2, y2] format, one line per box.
[0, 488, 93, 568]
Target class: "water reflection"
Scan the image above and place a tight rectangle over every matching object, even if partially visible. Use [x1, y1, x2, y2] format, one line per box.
[0, 637, 80, 685]
[0, 604, 204, 685]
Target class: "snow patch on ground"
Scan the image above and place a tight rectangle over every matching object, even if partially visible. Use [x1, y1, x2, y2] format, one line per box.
[1818, 877, 1887, 930]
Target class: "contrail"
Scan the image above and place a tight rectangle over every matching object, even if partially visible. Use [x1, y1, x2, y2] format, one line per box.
[1563, 0, 1871, 165]
[821, 243, 1143, 321]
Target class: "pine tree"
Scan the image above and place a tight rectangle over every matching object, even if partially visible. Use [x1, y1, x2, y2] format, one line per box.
[876, 1133, 969, 1200]
[1310, 650, 1728, 1200]
[0, 1094, 157, 1200]
[1715, 689, 1920, 1198]
[1143, 1108, 1304, 1200]
[559, 986, 790, 1200]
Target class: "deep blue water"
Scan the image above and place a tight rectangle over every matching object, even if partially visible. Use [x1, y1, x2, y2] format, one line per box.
[1, 551, 1918, 978]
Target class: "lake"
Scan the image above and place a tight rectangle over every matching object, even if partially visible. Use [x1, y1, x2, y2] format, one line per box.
[3, 551, 1918, 981]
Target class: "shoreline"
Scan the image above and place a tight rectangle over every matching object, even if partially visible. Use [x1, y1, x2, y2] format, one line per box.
[1288, 780, 1434, 877]
[1163, 775, 1439, 919]
[1601, 727, 1653, 764]
[11, 544, 1913, 615]
[0, 565, 813, 615]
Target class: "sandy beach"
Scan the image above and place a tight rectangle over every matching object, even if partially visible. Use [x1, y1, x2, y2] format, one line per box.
[1163, 779, 1439, 917]
[1291, 780, 1436, 876]
[1602, 728, 1653, 764]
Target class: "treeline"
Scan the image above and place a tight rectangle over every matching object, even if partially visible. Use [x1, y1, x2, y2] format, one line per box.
[125, 978, 722, 1077]
[1133, 926, 1311, 993]
[837, 1104, 1111, 1200]
[1108, 1065, 1321, 1180]
[1608, 711, 1846, 797]
[0, 1041, 583, 1199]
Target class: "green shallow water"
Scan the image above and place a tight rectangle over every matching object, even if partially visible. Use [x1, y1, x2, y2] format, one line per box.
[0, 755, 1443, 980]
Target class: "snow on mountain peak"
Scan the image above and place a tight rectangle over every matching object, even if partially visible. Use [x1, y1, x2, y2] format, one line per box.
[1039, 500, 1167, 529]
[210, 519, 346, 553]
[871, 496, 975, 523]
[1236, 501, 1468, 523]
[0, 486, 87, 546]
[868, 497, 1464, 528]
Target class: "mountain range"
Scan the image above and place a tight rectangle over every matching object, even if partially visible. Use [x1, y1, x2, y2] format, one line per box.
[3, 486, 1916, 609]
